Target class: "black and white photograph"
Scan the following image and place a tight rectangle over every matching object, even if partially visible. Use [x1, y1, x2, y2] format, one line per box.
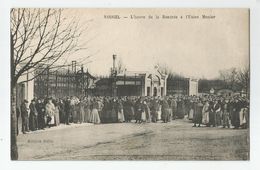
[9, 8, 251, 161]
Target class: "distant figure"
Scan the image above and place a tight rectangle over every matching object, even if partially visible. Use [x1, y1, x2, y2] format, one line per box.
[45, 98, 55, 127]
[202, 100, 210, 126]
[29, 99, 38, 131]
[161, 99, 170, 123]
[20, 100, 29, 134]
[193, 100, 203, 127]
[222, 99, 230, 128]
[117, 100, 125, 123]
[64, 98, 71, 125]
[90, 98, 101, 124]
[36, 99, 46, 129]
[134, 98, 143, 123]
[150, 99, 159, 123]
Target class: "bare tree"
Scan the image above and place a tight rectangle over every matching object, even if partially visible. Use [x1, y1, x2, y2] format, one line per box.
[236, 66, 250, 96]
[218, 67, 238, 90]
[10, 8, 84, 160]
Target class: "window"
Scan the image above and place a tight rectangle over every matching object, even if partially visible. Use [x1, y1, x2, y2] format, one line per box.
[161, 87, 164, 96]
[147, 87, 150, 96]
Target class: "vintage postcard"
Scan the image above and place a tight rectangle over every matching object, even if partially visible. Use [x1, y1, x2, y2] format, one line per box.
[10, 8, 249, 160]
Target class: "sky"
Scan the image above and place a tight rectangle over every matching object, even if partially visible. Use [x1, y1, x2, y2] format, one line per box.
[63, 8, 249, 79]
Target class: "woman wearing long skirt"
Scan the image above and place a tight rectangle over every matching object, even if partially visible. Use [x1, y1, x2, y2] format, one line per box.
[85, 99, 93, 123]
[117, 100, 125, 123]
[144, 101, 151, 123]
[71, 104, 77, 123]
[52, 99, 60, 126]
[188, 101, 194, 121]
[45, 99, 55, 127]
[161, 99, 170, 123]
[157, 105, 162, 120]
[202, 101, 210, 126]
[110, 99, 118, 123]
[193, 100, 203, 127]
[54, 104, 60, 126]
[90, 99, 101, 124]
[29, 100, 37, 131]
[123, 98, 134, 122]
[79, 100, 85, 124]
[176, 99, 184, 119]
[134, 99, 142, 123]
[150, 99, 159, 123]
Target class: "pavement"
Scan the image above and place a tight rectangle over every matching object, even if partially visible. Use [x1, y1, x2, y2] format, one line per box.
[17, 119, 249, 160]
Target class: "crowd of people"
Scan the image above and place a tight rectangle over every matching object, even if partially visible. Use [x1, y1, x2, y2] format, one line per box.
[17, 94, 249, 135]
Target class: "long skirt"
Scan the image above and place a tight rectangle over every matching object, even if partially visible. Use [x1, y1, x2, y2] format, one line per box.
[202, 111, 209, 125]
[118, 109, 125, 122]
[239, 108, 246, 126]
[135, 110, 142, 121]
[29, 114, 37, 131]
[124, 107, 134, 122]
[151, 110, 158, 122]
[189, 109, 194, 120]
[141, 111, 146, 122]
[72, 110, 78, 123]
[146, 110, 151, 123]
[161, 109, 170, 123]
[157, 106, 162, 120]
[54, 107, 60, 126]
[90, 109, 101, 124]
[79, 107, 85, 123]
[48, 115, 55, 126]
[102, 109, 111, 123]
[232, 110, 240, 128]
[172, 108, 177, 119]
[84, 108, 91, 123]
[54, 110, 60, 126]
[111, 108, 118, 123]
[193, 112, 202, 124]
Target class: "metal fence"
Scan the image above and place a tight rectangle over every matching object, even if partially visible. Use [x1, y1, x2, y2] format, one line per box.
[34, 68, 93, 99]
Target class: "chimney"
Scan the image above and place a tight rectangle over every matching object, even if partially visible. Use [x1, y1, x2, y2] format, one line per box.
[113, 54, 116, 71]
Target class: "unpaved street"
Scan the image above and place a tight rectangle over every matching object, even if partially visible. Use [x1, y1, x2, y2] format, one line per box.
[17, 119, 249, 160]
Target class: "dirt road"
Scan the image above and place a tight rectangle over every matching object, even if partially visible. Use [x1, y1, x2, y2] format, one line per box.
[17, 119, 249, 160]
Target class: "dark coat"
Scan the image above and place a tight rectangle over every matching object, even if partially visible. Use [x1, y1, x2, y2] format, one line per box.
[20, 103, 29, 119]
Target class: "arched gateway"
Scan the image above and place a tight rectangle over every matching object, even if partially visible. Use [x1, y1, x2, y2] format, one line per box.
[115, 68, 168, 97]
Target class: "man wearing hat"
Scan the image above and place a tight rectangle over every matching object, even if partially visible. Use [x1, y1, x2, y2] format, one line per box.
[20, 99, 29, 134]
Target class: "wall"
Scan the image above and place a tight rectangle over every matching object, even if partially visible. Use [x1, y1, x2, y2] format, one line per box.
[189, 79, 198, 96]
[16, 72, 34, 104]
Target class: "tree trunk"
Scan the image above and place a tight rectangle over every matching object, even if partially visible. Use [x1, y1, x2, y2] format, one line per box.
[11, 85, 18, 160]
